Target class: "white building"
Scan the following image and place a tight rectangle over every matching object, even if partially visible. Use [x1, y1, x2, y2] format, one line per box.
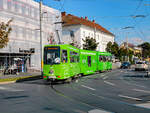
[0, 0, 62, 72]
[61, 12, 115, 52]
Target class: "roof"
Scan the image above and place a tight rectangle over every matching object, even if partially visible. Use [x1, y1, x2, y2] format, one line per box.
[61, 12, 114, 36]
[120, 42, 135, 48]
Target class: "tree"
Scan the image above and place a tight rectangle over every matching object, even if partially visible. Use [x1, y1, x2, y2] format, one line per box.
[0, 19, 12, 49]
[106, 41, 119, 57]
[138, 42, 150, 59]
[106, 41, 112, 52]
[82, 36, 99, 50]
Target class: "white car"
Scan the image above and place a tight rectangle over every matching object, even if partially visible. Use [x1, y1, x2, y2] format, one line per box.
[135, 61, 148, 71]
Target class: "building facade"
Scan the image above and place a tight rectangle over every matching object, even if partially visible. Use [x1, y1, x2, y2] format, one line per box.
[0, 0, 62, 73]
[61, 12, 115, 52]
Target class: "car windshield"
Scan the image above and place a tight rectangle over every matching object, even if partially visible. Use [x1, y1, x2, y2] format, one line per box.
[122, 62, 130, 65]
[136, 62, 144, 64]
[44, 47, 60, 65]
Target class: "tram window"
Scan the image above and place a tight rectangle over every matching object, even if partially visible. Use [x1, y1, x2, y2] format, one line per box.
[70, 51, 79, 63]
[61, 50, 68, 63]
[99, 56, 103, 62]
[44, 47, 60, 65]
[103, 56, 106, 62]
[70, 51, 75, 63]
[88, 56, 91, 67]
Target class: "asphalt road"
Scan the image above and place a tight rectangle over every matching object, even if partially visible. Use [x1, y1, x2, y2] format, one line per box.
[1, 69, 150, 113]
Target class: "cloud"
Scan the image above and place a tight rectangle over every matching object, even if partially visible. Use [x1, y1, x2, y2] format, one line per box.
[128, 37, 144, 45]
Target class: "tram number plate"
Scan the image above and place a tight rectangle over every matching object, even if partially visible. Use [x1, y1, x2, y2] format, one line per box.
[48, 76, 56, 79]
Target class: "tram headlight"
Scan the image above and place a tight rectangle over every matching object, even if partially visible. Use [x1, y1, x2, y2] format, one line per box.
[49, 69, 54, 74]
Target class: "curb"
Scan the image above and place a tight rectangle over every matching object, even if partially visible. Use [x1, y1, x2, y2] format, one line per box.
[0, 75, 42, 84]
[0, 81, 16, 84]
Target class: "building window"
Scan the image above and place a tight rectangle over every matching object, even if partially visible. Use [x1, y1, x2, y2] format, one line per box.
[91, 33, 93, 38]
[7, 0, 12, 10]
[70, 30, 74, 37]
[83, 31, 85, 37]
[22, 3, 25, 15]
[15, 0, 18, 12]
[23, 28, 26, 38]
[0, 0, 3, 9]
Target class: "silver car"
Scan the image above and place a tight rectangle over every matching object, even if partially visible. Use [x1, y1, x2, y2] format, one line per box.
[135, 61, 148, 71]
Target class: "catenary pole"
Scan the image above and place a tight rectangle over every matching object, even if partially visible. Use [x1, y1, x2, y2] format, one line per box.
[39, 0, 43, 76]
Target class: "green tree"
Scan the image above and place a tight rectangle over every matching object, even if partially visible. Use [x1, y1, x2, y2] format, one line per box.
[106, 41, 112, 52]
[106, 41, 119, 57]
[138, 42, 150, 59]
[82, 36, 99, 50]
[0, 20, 12, 49]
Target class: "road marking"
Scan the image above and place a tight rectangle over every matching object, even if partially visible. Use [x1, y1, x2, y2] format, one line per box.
[135, 103, 150, 109]
[118, 94, 142, 101]
[81, 85, 96, 91]
[0, 86, 24, 92]
[104, 81, 115, 86]
[101, 74, 106, 77]
[103, 76, 108, 80]
[88, 109, 112, 113]
[133, 89, 150, 94]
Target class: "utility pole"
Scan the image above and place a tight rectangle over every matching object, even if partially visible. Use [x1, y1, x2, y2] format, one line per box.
[39, 0, 43, 76]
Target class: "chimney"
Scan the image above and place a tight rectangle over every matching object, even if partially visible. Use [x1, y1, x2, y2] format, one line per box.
[61, 12, 66, 16]
[92, 20, 95, 23]
[85, 16, 88, 20]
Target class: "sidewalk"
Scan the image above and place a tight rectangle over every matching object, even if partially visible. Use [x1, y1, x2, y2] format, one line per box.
[0, 72, 42, 84]
[0, 72, 41, 79]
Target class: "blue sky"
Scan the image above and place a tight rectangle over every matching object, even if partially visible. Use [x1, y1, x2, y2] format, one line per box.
[36, 0, 150, 45]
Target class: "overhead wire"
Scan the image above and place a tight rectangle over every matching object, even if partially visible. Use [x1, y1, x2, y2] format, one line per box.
[59, 0, 66, 11]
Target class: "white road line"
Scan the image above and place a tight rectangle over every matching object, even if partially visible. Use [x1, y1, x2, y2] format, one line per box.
[104, 81, 115, 86]
[101, 74, 106, 77]
[103, 76, 108, 80]
[0, 86, 24, 92]
[88, 109, 112, 113]
[118, 94, 142, 101]
[133, 89, 150, 94]
[81, 85, 96, 91]
[135, 103, 150, 109]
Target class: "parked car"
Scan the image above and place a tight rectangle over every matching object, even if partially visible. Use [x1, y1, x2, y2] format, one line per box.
[120, 62, 131, 69]
[135, 61, 148, 71]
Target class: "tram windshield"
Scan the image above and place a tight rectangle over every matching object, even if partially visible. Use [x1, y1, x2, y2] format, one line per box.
[44, 47, 60, 65]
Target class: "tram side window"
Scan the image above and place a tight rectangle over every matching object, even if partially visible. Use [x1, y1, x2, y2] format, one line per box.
[103, 56, 107, 62]
[61, 50, 68, 63]
[88, 56, 91, 67]
[99, 56, 103, 62]
[70, 51, 79, 63]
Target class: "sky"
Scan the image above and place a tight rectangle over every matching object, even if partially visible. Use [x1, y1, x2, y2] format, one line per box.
[35, 0, 150, 45]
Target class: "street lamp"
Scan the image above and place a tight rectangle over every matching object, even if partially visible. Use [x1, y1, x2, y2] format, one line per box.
[121, 26, 134, 62]
[39, 0, 43, 76]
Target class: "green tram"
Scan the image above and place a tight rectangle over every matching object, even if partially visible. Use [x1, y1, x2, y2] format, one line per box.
[43, 44, 112, 81]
